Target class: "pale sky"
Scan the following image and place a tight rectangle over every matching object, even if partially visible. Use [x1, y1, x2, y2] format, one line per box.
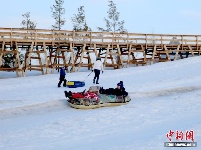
[0, 0, 201, 34]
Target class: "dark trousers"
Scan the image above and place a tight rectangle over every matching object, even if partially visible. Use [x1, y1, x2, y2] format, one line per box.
[93, 69, 100, 83]
[58, 76, 66, 87]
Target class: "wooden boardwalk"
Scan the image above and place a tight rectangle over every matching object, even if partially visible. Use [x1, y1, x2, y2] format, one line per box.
[0, 28, 201, 77]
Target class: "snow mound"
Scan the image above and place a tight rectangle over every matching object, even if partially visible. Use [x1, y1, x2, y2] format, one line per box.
[0, 99, 68, 118]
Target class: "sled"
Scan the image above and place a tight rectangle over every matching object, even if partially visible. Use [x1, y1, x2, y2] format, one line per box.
[65, 86, 131, 109]
[68, 98, 105, 109]
[66, 81, 85, 88]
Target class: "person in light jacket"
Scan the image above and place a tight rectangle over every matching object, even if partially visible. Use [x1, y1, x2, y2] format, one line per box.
[92, 57, 104, 84]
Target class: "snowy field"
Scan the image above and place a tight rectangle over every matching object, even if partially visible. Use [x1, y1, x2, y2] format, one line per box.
[0, 57, 201, 150]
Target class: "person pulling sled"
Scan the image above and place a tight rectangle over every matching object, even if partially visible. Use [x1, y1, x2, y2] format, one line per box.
[92, 57, 104, 84]
[58, 67, 67, 87]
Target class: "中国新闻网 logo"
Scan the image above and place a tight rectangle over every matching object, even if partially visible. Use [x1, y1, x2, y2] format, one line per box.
[164, 130, 197, 147]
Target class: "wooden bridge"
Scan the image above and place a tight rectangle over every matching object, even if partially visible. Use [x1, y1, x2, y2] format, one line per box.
[0, 27, 201, 77]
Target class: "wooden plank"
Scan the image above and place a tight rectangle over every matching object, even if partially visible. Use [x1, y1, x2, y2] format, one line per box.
[0, 67, 17, 71]
[26, 68, 43, 71]
[26, 65, 46, 67]
[30, 57, 40, 59]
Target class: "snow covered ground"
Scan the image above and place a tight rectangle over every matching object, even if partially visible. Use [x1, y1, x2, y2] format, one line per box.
[0, 57, 201, 150]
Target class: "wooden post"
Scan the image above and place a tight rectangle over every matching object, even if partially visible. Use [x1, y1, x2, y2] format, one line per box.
[145, 34, 147, 50]
[14, 41, 22, 77]
[117, 44, 124, 68]
[52, 30, 54, 46]
[127, 33, 129, 49]
[181, 35, 183, 51]
[196, 35, 198, 51]
[43, 42, 49, 74]
[188, 45, 194, 57]
[103, 44, 110, 69]
[151, 45, 156, 64]
[78, 43, 86, 72]
[174, 45, 180, 60]
[35, 30, 37, 46]
[160, 35, 163, 46]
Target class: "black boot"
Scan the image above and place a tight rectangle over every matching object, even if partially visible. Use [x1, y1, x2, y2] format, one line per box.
[68, 91, 72, 96]
[64, 91, 69, 98]
[63, 79, 67, 87]
[96, 78, 99, 84]
[58, 80, 62, 87]
[93, 78, 95, 84]
[99, 87, 103, 94]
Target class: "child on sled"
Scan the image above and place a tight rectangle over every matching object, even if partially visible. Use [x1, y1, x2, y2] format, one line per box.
[64, 87, 99, 104]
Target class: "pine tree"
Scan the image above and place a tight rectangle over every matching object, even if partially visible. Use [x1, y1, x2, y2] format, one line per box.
[51, 0, 66, 30]
[71, 6, 91, 31]
[1, 12, 32, 68]
[98, 0, 126, 33]
[21, 12, 37, 29]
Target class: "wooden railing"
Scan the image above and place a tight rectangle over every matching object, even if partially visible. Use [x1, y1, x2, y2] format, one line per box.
[0, 27, 201, 45]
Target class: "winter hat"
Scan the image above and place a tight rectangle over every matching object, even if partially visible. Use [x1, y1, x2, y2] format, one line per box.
[119, 81, 123, 87]
[117, 83, 121, 86]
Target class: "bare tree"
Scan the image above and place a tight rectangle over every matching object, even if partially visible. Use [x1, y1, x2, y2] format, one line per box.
[71, 6, 91, 31]
[51, 0, 66, 30]
[21, 12, 37, 29]
[98, 0, 126, 33]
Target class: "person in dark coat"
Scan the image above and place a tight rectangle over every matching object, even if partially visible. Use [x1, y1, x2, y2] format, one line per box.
[118, 81, 125, 91]
[114, 83, 128, 96]
[58, 67, 66, 87]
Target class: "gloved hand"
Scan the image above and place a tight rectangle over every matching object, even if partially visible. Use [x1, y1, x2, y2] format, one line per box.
[102, 71, 104, 74]
[92, 70, 94, 72]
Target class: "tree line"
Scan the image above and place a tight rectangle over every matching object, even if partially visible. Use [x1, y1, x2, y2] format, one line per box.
[21, 0, 127, 33]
